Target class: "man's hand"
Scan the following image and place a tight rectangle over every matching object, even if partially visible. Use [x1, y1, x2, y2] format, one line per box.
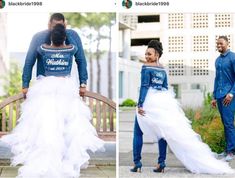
[79, 87, 86, 97]
[138, 107, 145, 116]
[211, 99, 217, 108]
[223, 94, 233, 106]
[22, 88, 28, 99]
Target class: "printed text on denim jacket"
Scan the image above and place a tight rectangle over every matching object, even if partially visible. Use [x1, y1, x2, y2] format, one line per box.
[138, 65, 168, 107]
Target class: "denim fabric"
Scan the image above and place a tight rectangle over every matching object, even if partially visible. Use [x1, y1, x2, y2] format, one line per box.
[132, 116, 167, 166]
[158, 138, 167, 167]
[137, 66, 168, 107]
[217, 97, 235, 153]
[37, 45, 77, 76]
[213, 50, 235, 99]
[22, 29, 87, 88]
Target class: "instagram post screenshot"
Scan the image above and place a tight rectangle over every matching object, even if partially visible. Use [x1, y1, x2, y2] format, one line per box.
[0, 0, 116, 178]
[1, 0, 235, 178]
[118, 0, 235, 178]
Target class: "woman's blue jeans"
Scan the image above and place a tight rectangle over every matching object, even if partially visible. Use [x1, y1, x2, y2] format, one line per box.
[133, 116, 167, 167]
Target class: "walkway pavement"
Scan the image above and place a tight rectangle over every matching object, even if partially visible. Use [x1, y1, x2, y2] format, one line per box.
[119, 108, 235, 178]
[0, 142, 116, 178]
[0, 165, 115, 178]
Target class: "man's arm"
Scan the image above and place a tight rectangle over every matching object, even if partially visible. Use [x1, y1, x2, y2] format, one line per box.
[229, 54, 235, 95]
[222, 54, 235, 106]
[68, 30, 88, 85]
[211, 60, 218, 108]
[22, 34, 39, 89]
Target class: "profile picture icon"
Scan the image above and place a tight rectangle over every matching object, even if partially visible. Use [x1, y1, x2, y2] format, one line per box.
[122, 0, 132, 9]
[0, 0, 6, 9]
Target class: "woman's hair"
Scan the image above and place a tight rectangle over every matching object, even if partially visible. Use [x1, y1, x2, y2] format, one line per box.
[147, 40, 163, 58]
[51, 24, 66, 46]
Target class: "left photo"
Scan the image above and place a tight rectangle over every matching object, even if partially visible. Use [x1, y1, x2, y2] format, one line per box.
[0, 12, 116, 178]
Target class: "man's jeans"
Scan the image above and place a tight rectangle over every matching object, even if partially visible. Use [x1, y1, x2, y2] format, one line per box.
[217, 97, 235, 153]
[133, 116, 167, 167]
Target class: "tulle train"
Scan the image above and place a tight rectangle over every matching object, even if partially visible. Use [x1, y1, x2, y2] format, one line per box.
[1, 76, 104, 178]
[137, 88, 234, 174]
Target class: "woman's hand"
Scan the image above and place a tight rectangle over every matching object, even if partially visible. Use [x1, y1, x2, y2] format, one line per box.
[138, 107, 145, 116]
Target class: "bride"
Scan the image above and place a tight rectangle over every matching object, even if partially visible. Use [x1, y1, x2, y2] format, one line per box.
[131, 39, 235, 174]
[0, 24, 104, 178]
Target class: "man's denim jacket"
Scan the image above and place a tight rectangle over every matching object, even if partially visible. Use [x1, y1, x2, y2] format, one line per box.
[137, 65, 168, 107]
[37, 45, 77, 76]
[213, 50, 235, 99]
[22, 29, 87, 88]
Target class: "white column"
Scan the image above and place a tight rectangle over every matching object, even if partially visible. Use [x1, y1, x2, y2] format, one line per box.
[123, 28, 131, 60]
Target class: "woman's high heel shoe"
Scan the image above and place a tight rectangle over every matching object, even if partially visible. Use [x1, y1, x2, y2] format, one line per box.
[153, 164, 165, 173]
[130, 163, 142, 172]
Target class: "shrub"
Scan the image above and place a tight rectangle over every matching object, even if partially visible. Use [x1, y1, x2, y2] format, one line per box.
[120, 98, 136, 107]
[184, 92, 225, 153]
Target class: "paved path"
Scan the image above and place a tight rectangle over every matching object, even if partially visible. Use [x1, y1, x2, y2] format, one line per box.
[0, 165, 115, 178]
[119, 108, 235, 178]
[119, 152, 235, 178]
[119, 166, 235, 178]
[0, 142, 116, 177]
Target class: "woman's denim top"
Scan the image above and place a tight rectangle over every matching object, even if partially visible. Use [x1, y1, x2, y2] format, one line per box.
[37, 45, 77, 76]
[137, 65, 168, 107]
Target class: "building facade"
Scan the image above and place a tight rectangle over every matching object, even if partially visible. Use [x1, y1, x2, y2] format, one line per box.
[0, 13, 8, 96]
[119, 13, 235, 108]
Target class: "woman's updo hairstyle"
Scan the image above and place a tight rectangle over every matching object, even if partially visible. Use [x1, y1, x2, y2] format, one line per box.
[51, 24, 66, 46]
[147, 40, 163, 58]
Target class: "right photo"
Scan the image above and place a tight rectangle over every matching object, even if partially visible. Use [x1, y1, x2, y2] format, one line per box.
[119, 13, 235, 177]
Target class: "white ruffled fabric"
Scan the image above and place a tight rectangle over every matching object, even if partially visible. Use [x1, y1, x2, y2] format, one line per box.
[1, 76, 104, 178]
[137, 88, 235, 174]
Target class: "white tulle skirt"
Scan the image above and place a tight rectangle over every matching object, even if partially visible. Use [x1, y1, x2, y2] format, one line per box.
[0, 76, 104, 178]
[137, 88, 234, 174]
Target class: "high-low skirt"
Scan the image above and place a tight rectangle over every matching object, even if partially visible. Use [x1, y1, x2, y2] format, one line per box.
[137, 88, 234, 174]
[1, 76, 104, 178]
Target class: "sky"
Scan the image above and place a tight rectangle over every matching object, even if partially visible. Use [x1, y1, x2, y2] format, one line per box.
[7, 13, 49, 52]
[7, 12, 117, 53]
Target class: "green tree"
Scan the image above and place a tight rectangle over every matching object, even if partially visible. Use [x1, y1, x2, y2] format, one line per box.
[1, 62, 22, 98]
[106, 13, 116, 99]
[65, 13, 115, 96]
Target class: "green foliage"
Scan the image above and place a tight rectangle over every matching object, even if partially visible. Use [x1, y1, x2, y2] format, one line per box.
[64, 13, 115, 30]
[1, 62, 22, 98]
[0, 62, 21, 130]
[120, 98, 136, 107]
[184, 92, 225, 153]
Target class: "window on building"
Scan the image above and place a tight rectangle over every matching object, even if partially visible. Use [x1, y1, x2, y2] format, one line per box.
[191, 84, 201, 90]
[171, 84, 181, 98]
[131, 38, 160, 46]
[137, 15, 160, 23]
[120, 14, 138, 29]
[193, 36, 209, 52]
[192, 13, 208, 28]
[168, 59, 185, 76]
[168, 36, 184, 52]
[215, 14, 232, 28]
[192, 59, 209, 76]
[168, 13, 184, 29]
[119, 71, 124, 98]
